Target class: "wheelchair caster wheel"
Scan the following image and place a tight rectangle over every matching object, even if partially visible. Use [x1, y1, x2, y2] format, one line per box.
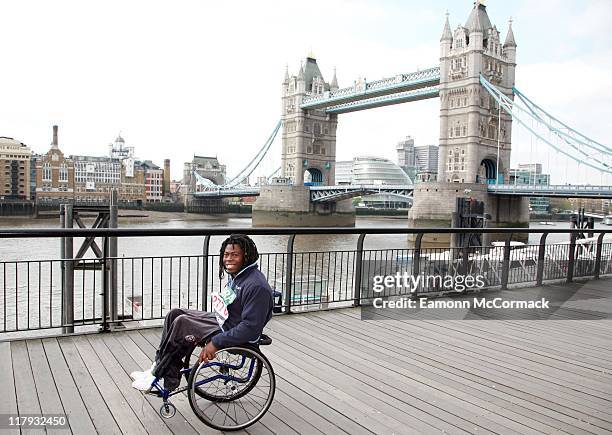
[160, 402, 176, 419]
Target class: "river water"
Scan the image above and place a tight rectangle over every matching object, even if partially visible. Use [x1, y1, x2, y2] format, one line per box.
[0, 212, 605, 261]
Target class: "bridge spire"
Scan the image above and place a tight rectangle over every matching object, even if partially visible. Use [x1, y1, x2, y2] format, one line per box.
[504, 18, 517, 48]
[331, 67, 338, 90]
[440, 11, 452, 41]
[283, 64, 289, 84]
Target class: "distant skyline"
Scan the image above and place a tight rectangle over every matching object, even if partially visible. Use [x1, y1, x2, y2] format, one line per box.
[1, 0, 611, 184]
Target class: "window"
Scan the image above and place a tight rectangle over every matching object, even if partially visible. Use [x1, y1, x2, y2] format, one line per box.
[59, 163, 68, 182]
[42, 163, 52, 181]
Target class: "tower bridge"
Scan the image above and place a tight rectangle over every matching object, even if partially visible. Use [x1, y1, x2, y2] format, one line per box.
[189, 1, 611, 236]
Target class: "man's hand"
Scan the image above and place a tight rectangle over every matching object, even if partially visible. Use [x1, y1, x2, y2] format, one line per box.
[198, 341, 218, 364]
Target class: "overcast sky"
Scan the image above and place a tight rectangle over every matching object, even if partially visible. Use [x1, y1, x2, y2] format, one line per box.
[1, 0, 611, 184]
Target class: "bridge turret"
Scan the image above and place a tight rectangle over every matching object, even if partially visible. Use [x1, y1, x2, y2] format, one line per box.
[503, 19, 517, 85]
[440, 12, 453, 58]
[467, 5, 484, 51]
[330, 68, 339, 91]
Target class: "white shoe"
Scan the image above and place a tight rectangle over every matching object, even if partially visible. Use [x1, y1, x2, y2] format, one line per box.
[132, 373, 156, 391]
[130, 362, 156, 380]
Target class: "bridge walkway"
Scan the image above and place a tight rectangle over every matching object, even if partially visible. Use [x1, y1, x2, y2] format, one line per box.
[1, 279, 611, 434]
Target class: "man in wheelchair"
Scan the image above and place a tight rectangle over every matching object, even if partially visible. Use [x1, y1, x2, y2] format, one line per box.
[131, 234, 274, 392]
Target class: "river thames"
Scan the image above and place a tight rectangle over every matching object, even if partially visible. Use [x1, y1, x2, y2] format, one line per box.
[0, 212, 604, 261]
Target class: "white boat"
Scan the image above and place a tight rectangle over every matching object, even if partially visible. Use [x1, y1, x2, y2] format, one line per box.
[605, 215, 612, 226]
[538, 221, 555, 226]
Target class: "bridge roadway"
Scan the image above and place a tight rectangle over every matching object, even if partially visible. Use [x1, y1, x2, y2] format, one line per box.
[1, 279, 611, 434]
[191, 183, 612, 201]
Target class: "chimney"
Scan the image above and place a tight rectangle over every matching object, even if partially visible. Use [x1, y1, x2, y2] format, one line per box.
[52, 125, 59, 148]
[163, 159, 171, 195]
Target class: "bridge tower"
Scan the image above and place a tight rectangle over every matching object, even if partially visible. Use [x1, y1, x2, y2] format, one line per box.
[281, 56, 338, 186]
[438, 1, 516, 184]
[253, 57, 354, 226]
[408, 1, 528, 246]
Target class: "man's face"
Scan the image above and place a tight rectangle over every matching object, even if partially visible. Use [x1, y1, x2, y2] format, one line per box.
[223, 243, 245, 275]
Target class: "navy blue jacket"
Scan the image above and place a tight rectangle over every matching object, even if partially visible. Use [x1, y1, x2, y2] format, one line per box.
[211, 264, 273, 348]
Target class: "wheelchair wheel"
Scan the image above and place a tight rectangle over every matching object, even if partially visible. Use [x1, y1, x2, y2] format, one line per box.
[184, 346, 262, 401]
[187, 346, 275, 431]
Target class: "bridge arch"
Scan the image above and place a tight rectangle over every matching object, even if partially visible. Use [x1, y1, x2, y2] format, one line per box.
[477, 158, 498, 184]
[304, 168, 323, 186]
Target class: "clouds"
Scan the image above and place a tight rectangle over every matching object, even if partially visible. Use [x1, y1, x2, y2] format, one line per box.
[0, 0, 609, 185]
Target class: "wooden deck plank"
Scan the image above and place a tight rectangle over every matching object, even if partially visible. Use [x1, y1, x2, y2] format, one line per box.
[272, 388, 350, 435]
[334, 310, 612, 414]
[11, 340, 45, 435]
[267, 316, 538, 435]
[360, 308, 612, 396]
[71, 336, 147, 435]
[42, 337, 97, 435]
[0, 342, 18, 416]
[447, 319, 612, 365]
[301, 311, 607, 434]
[58, 338, 122, 435]
[411, 313, 612, 373]
[25, 340, 71, 435]
[336, 310, 612, 432]
[83, 334, 173, 435]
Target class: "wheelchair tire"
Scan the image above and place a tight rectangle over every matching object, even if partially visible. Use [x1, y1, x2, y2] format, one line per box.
[187, 346, 275, 431]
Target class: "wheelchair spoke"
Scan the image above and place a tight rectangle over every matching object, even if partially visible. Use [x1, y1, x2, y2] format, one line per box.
[188, 346, 276, 431]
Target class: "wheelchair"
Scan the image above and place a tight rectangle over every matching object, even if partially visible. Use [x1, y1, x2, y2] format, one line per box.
[147, 334, 275, 431]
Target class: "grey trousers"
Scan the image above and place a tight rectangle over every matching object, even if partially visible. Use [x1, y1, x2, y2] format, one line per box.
[154, 308, 221, 391]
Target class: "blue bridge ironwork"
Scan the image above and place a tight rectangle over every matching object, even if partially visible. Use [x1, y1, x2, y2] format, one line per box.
[301, 67, 440, 113]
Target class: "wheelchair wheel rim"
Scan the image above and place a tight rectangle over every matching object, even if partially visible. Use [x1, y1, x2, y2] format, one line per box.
[188, 346, 275, 431]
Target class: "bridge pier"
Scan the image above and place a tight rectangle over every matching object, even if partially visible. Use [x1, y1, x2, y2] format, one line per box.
[252, 185, 355, 227]
[407, 182, 529, 248]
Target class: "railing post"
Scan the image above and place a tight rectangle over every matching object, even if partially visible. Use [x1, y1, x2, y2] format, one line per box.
[593, 232, 605, 280]
[353, 233, 366, 307]
[536, 232, 548, 286]
[566, 232, 577, 283]
[201, 235, 211, 311]
[501, 235, 512, 290]
[63, 204, 74, 334]
[100, 236, 110, 332]
[412, 233, 423, 298]
[284, 234, 296, 314]
[109, 190, 118, 326]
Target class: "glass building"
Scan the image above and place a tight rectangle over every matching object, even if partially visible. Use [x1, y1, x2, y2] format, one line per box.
[335, 156, 413, 208]
[509, 164, 551, 213]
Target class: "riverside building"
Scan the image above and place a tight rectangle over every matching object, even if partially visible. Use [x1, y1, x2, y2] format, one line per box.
[335, 156, 413, 208]
[35, 126, 75, 204]
[0, 136, 32, 200]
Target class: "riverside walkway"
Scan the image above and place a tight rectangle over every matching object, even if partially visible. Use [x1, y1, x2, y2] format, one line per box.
[1, 279, 611, 435]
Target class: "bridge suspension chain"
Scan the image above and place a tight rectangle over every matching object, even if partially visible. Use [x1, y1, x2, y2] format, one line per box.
[194, 120, 282, 189]
[480, 75, 612, 174]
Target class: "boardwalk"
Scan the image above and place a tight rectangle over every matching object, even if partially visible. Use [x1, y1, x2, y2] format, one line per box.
[1, 279, 611, 434]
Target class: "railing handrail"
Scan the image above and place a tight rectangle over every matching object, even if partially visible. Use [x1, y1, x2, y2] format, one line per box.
[1, 227, 611, 238]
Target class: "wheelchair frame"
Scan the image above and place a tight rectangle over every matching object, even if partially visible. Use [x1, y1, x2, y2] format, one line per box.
[147, 335, 275, 431]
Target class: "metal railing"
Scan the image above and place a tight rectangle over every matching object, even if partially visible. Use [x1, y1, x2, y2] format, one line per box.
[0, 227, 611, 337]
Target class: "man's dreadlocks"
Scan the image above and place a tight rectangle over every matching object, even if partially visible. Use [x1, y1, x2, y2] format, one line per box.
[218, 234, 259, 279]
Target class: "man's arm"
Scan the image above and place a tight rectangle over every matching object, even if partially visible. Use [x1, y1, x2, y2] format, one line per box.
[211, 285, 271, 349]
